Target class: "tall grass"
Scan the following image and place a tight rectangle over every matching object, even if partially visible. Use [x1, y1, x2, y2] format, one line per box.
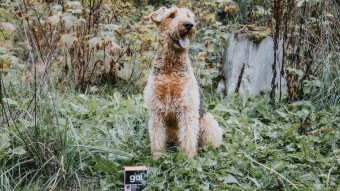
[283, 0, 340, 107]
[1, 73, 147, 189]
[303, 0, 340, 107]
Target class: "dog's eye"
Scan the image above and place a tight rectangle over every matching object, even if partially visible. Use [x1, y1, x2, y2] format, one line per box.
[169, 14, 176, 19]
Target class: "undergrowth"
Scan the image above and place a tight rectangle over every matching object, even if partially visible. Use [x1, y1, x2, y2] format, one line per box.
[1, 78, 339, 190]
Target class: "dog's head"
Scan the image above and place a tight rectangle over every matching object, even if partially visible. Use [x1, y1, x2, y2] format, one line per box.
[150, 5, 196, 50]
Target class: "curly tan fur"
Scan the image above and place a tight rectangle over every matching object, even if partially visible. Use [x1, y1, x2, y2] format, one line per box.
[144, 6, 223, 159]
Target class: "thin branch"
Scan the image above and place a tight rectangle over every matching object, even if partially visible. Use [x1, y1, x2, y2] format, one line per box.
[326, 164, 335, 188]
[242, 151, 299, 190]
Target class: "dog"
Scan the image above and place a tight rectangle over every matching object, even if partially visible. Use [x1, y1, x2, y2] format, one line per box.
[144, 6, 222, 159]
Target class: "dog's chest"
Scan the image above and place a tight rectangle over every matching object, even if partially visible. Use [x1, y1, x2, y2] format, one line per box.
[154, 74, 188, 107]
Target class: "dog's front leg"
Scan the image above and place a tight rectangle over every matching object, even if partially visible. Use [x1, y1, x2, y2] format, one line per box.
[178, 109, 200, 158]
[149, 112, 167, 159]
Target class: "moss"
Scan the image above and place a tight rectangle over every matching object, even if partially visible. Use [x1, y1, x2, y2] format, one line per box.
[233, 24, 272, 43]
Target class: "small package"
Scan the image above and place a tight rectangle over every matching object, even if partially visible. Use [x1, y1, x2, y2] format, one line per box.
[124, 166, 147, 191]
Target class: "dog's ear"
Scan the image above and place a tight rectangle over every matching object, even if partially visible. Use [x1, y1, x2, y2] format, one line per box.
[150, 6, 167, 24]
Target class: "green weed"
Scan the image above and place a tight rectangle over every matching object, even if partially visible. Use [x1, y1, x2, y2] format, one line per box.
[1, 81, 339, 190]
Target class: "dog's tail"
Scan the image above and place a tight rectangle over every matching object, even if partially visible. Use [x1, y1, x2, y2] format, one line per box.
[198, 112, 223, 148]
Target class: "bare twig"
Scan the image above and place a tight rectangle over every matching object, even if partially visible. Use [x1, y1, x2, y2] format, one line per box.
[242, 151, 299, 190]
[326, 164, 335, 188]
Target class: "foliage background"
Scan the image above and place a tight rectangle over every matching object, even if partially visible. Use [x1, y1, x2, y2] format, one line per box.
[0, 0, 339, 190]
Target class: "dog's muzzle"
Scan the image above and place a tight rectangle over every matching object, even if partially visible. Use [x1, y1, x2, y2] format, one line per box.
[184, 22, 194, 31]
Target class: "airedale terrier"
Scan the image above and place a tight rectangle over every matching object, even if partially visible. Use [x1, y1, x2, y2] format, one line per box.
[144, 6, 223, 159]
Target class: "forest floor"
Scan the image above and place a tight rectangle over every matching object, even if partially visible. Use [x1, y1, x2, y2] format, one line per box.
[1, 83, 339, 190]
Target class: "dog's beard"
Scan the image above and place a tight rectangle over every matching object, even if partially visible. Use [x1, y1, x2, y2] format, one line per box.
[169, 28, 196, 49]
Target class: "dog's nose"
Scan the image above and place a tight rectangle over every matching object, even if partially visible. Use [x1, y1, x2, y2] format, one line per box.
[184, 22, 193, 31]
